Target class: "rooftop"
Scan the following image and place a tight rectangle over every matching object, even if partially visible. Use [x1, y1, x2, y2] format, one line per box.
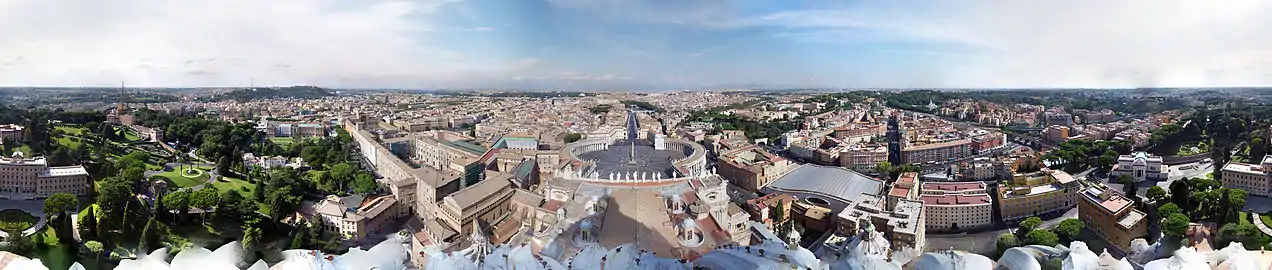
[922, 182, 985, 192]
[40, 166, 89, 177]
[764, 164, 883, 206]
[1081, 188, 1134, 214]
[919, 194, 992, 206]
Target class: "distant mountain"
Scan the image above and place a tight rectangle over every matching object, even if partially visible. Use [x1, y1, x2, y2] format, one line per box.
[200, 86, 334, 102]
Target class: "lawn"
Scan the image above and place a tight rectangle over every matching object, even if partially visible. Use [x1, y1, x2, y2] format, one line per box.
[268, 137, 295, 146]
[158, 168, 210, 188]
[54, 125, 86, 136]
[0, 209, 38, 231]
[1261, 213, 1272, 228]
[56, 136, 83, 149]
[124, 130, 142, 142]
[210, 175, 258, 196]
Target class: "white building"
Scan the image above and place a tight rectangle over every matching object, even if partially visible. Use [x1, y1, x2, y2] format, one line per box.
[0, 153, 90, 200]
[294, 195, 403, 243]
[919, 182, 994, 232]
[1221, 155, 1272, 197]
[1110, 152, 1167, 182]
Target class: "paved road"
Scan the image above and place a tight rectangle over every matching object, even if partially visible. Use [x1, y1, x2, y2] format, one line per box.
[926, 207, 1079, 255]
[1253, 213, 1272, 239]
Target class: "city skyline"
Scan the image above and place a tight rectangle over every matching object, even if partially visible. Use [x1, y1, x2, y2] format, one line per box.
[1, 0, 1271, 90]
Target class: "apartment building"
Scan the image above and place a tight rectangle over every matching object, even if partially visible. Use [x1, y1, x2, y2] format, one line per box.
[1044, 125, 1071, 144]
[0, 124, 23, 142]
[901, 139, 973, 165]
[0, 154, 90, 199]
[996, 170, 1081, 224]
[839, 144, 888, 173]
[1078, 187, 1148, 251]
[1110, 152, 1167, 182]
[717, 145, 795, 193]
[1221, 155, 1272, 197]
[919, 182, 993, 232]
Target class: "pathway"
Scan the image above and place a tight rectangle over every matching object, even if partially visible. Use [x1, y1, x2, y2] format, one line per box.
[1251, 213, 1272, 238]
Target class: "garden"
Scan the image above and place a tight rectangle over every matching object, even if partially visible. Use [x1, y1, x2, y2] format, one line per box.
[0, 209, 37, 232]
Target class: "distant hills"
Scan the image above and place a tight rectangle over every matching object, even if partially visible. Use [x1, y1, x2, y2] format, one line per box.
[199, 86, 334, 102]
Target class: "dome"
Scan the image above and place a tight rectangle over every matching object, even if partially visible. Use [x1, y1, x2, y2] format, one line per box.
[680, 218, 696, 229]
[1143, 247, 1210, 270]
[913, 251, 994, 270]
[998, 247, 1042, 270]
[580, 219, 594, 230]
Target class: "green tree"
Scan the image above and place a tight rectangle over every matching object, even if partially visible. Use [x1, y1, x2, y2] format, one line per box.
[1054, 218, 1085, 242]
[1018, 216, 1043, 235]
[996, 233, 1019, 256]
[352, 173, 378, 195]
[328, 163, 355, 192]
[1160, 203, 1183, 218]
[1226, 189, 1248, 224]
[84, 240, 104, 261]
[139, 218, 161, 253]
[1217, 223, 1268, 249]
[190, 188, 221, 224]
[1146, 186, 1168, 205]
[0, 228, 34, 256]
[1117, 174, 1138, 199]
[242, 227, 263, 252]
[217, 156, 234, 176]
[1162, 213, 1190, 238]
[1251, 137, 1267, 161]
[43, 192, 78, 242]
[163, 190, 191, 222]
[564, 133, 583, 143]
[79, 206, 97, 240]
[1024, 230, 1059, 246]
[218, 190, 254, 220]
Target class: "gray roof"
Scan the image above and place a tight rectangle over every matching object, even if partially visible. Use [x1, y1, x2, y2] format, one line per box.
[763, 164, 883, 205]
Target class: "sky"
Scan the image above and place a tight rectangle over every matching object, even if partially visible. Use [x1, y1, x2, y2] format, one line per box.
[1, 0, 1271, 90]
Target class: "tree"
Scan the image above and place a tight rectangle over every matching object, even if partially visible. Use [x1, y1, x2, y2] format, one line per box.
[1170, 179, 1191, 210]
[328, 163, 355, 192]
[218, 190, 253, 220]
[190, 188, 221, 224]
[139, 218, 164, 253]
[0, 228, 34, 256]
[84, 240, 104, 261]
[217, 156, 234, 176]
[1252, 137, 1267, 161]
[242, 227, 263, 252]
[564, 133, 583, 143]
[1226, 189, 1249, 223]
[352, 173, 378, 195]
[1147, 186, 1168, 205]
[1217, 223, 1268, 249]
[79, 207, 97, 240]
[1018, 216, 1043, 235]
[996, 233, 1019, 256]
[1054, 218, 1085, 241]
[43, 192, 77, 242]
[1117, 174, 1137, 198]
[1024, 230, 1059, 246]
[253, 182, 266, 201]
[1162, 213, 1190, 238]
[164, 191, 191, 222]
[1160, 203, 1183, 218]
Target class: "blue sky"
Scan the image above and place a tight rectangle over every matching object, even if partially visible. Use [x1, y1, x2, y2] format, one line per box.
[1, 0, 1271, 89]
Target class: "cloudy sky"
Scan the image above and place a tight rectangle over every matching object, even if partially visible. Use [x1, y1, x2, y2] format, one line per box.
[1, 0, 1270, 89]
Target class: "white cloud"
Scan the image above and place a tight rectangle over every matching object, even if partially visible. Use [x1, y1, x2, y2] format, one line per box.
[0, 0, 535, 88]
[752, 0, 1272, 87]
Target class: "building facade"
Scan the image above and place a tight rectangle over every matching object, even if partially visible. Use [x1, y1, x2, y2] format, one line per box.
[836, 194, 925, 250]
[0, 155, 90, 200]
[717, 145, 794, 193]
[901, 139, 973, 165]
[919, 182, 993, 232]
[1110, 152, 1167, 182]
[1078, 187, 1148, 251]
[996, 170, 1081, 224]
[1221, 155, 1272, 197]
[0, 124, 23, 143]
